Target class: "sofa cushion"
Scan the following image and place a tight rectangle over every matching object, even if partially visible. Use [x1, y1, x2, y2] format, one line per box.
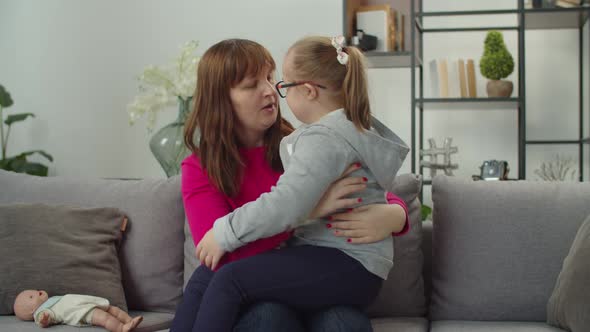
[0, 170, 185, 313]
[547, 213, 590, 332]
[371, 317, 429, 332]
[430, 320, 566, 332]
[0, 311, 173, 332]
[430, 176, 590, 321]
[0, 204, 127, 314]
[183, 173, 426, 317]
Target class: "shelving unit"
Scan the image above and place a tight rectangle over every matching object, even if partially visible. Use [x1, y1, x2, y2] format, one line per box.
[413, 2, 589, 190]
[343, 0, 589, 198]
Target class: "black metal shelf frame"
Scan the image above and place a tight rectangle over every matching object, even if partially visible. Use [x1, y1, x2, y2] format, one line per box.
[410, 0, 589, 196]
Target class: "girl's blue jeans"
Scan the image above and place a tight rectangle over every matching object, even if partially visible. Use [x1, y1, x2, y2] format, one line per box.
[171, 245, 381, 332]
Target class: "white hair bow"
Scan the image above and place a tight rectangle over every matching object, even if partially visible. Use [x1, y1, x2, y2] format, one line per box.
[331, 36, 349, 65]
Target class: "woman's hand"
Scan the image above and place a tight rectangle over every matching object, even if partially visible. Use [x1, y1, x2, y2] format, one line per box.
[327, 204, 406, 244]
[309, 163, 367, 219]
[196, 230, 226, 270]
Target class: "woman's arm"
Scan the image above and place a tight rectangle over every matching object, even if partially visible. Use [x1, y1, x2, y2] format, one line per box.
[327, 192, 409, 244]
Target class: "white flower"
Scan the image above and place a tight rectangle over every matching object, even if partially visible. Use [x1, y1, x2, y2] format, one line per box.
[127, 41, 200, 131]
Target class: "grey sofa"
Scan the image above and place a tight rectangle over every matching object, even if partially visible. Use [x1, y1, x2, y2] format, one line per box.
[1, 169, 588, 332]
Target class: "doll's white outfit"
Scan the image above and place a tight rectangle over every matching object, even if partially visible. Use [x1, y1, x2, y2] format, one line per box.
[33, 294, 110, 327]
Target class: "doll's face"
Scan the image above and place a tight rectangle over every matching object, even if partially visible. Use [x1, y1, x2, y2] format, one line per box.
[14, 290, 49, 321]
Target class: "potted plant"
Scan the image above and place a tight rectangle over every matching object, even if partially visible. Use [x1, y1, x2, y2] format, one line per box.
[480, 31, 515, 98]
[0, 84, 53, 176]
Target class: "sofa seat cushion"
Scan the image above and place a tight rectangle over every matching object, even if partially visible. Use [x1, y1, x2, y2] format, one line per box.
[371, 317, 429, 332]
[0, 170, 185, 313]
[0, 311, 173, 332]
[430, 320, 567, 332]
[430, 176, 590, 321]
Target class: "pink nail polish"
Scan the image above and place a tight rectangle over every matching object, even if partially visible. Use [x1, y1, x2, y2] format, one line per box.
[326, 223, 332, 228]
[362, 177, 368, 182]
[355, 162, 361, 168]
[357, 198, 362, 203]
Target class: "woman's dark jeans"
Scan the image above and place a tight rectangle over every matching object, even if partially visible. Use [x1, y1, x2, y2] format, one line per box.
[234, 302, 373, 332]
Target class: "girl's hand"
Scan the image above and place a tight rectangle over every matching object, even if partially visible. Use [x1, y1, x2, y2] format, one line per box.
[309, 163, 367, 219]
[328, 204, 406, 244]
[196, 230, 226, 270]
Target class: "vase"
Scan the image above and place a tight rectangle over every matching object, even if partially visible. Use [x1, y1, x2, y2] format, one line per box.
[486, 80, 513, 98]
[149, 96, 193, 177]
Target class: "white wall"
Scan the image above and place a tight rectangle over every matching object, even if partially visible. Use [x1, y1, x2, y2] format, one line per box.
[0, 0, 342, 178]
[2, 0, 588, 191]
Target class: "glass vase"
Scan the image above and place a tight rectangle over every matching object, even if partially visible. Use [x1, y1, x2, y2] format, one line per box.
[149, 96, 193, 177]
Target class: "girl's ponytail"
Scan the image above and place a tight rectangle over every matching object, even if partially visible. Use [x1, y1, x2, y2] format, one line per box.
[342, 46, 371, 130]
[289, 36, 372, 131]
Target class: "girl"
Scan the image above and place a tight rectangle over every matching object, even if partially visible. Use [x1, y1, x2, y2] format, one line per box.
[172, 38, 409, 332]
[195, 35, 409, 331]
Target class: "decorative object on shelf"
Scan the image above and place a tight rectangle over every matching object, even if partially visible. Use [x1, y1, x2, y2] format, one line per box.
[420, 137, 459, 177]
[480, 31, 514, 98]
[127, 41, 200, 177]
[0, 84, 53, 176]
[477, 160, 510, 181]
[352, 29, 377, 52]
[356, 4, 396, 52]
[534, 154, 577, 181]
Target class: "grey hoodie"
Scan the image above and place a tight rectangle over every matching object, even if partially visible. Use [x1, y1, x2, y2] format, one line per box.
[213, 109, 409, 279]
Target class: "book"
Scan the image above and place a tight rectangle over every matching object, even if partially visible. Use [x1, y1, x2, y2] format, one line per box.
[466, 59, 477, 98]
[429, 60, 439, 97]
[438, 59, 449, 98]
[447, 59, 460, 98]
[458, 59, 468, 98]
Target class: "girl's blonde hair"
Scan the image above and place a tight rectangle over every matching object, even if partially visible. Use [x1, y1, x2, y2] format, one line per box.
[288, 36, 371, 130]
[184, 39, 294, 196]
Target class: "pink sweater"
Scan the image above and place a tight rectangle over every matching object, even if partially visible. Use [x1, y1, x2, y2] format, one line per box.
[181, 146, 409, 269]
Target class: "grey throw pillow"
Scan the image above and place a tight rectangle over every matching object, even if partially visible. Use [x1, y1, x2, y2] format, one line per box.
[366, 173, 426, 318]
[547, 214, 590, 332]
[0, 204, 127, 315]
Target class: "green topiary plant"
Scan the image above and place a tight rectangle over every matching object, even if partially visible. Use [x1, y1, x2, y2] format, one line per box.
[480, 31, 514, 81]
[0, 84, 53, 176]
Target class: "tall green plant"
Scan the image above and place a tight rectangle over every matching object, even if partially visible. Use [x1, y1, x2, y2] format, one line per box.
[480, 31, 514, 80]
[0, 84, 53, 176]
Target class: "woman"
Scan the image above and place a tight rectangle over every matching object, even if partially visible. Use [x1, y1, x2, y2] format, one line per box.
[172, 38, 408, 332]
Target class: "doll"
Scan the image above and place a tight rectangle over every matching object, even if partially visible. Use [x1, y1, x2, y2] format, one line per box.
[13, 290, 142, 331]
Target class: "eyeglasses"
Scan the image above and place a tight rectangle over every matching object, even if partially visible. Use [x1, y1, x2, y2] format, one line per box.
[275, 80, 327, 98]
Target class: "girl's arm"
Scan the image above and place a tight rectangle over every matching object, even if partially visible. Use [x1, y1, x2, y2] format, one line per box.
[213, 130, 356, 252]
[182, 156, 291, 264]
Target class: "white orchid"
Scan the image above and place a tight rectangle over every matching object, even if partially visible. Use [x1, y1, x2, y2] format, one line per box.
[127, 40, 199, 131]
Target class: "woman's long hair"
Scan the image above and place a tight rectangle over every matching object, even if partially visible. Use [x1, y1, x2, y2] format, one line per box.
[184, 39, 294, 196]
